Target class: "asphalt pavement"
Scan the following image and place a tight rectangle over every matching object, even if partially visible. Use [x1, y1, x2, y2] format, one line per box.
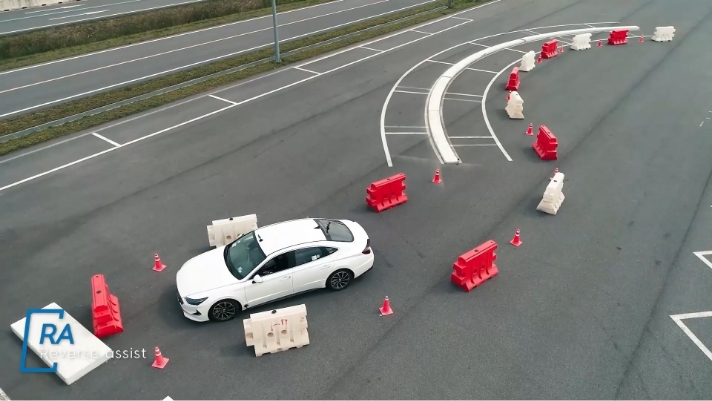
[0, 0, 438, 119]
[1, 0, 711, 399]
[0, 0, 204, 35]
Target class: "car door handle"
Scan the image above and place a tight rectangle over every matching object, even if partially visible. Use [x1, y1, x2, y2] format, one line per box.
[322, 265, 331, 269]
[281, 276, 291, 280]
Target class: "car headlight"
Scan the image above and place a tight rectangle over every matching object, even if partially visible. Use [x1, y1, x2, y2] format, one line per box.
[185, 297, 208, 306]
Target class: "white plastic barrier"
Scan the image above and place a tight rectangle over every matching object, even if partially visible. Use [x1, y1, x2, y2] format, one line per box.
[243, 304, 309, 357]
[11, 303, 112, 385]
[207, 214, 257, 247]
[570, 33, 592, 50]
[651, 26, 675, 42]
[537, 172, 565, 215]
[505, 91, 524, 119]
[519, 50, 536, 72]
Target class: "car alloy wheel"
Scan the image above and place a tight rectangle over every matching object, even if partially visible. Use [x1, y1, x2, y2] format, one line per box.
[211, 301, 236, 321]
[330, 270, 351, 290]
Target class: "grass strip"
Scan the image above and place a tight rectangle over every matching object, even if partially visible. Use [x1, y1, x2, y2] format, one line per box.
[0, 0, 338, 71]
[0, 0, 489, 156]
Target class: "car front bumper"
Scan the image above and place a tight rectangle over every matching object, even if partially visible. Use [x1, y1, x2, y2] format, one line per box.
[177, 287, 210, 322]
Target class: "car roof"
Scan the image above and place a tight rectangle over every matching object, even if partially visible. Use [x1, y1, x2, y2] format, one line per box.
[255, 218, 327, 256]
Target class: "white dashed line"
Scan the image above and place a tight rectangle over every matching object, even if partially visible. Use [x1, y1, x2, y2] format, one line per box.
[91, 133, 121, 147]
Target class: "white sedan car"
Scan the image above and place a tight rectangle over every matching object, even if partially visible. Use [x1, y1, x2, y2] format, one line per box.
[176, 217, 374, 322]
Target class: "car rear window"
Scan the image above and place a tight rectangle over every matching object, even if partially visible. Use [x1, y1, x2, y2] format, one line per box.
[315, 219, 354, 242]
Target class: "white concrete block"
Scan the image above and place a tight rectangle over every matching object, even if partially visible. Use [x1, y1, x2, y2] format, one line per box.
[537, 172, 565, 215]
[244, 304, 309, 357]
[11, 303, 112, 385]
[207, 214, 258, 247]
[652, 26, 675, 42]
[519, 50, 536, 72]
[571, 33, 592, 50]
[505, 91, 524, 119]
[162, 397, 173, 401]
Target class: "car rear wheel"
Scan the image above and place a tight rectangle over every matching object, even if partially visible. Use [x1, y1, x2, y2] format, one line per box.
[327, 269, 353, 291]
[208, 299, 240, 322]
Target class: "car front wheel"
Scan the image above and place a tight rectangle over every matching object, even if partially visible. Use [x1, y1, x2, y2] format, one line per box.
[208, 299, 240, 322]
[327, 269, 353, 291]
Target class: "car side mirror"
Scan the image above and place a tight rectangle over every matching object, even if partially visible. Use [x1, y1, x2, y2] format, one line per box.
[252, 275, 263, 284]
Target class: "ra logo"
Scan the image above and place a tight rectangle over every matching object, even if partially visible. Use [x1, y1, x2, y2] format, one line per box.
[19, 308, 75, 373]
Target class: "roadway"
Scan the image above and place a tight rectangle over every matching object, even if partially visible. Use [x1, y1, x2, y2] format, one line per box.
[0, 0, 438, 120]
[1, 0, 711, 399]
[0, 0, 204, 35]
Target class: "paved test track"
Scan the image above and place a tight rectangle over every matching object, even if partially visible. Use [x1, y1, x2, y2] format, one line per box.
[0, 0, 204, 35]
[0, 0, 711, 399]
[0, 0, 437, 119]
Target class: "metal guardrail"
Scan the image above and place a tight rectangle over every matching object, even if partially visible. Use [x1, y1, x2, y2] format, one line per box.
[0, 5, 447, 144]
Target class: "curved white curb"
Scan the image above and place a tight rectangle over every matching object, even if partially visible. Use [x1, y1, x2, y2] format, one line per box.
[426, 25, 640, 164]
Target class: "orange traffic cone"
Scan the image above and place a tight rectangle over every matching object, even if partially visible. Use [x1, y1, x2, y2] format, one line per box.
[597, 40, 602, 47]
[432, 169, 442, 184]
[510, 229, 522, 247]
[537, 55, 542, 63]
[153, 253, 166, 272]
[379, 296, 393, 316]
[559, 46, 564, 53]
[638, 35, 644, 43]
[525, 123, 533, 136]
[152, 347, 169, 369]
[551, 167, 559, 178]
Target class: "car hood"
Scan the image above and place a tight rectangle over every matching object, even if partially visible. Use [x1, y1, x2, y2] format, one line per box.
[176, 247, 238, 297]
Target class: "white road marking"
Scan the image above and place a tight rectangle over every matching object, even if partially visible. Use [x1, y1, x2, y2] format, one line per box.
[411, 29, 433, 35]
[380, 21, 620, 166]
[450, 16, 472, 21]
[671, 312, 712, 362]
[701, 121, 705, 127]
[360, 46, 384, 52]
[0, 0, 204, 35]
[49, 10, 107, 20]
[394, 90, 428, 95]
[209, 94, 238, 105]
[25, 4, 82, 13]
[385, 132, 428, 135]
[0, 104, 236, 192]
[449, 136, 491, 138]
[293, 66, 321, 75]
[425, 59, 496, 73]
[0, 0, 401, 103]
[0, 386, 8, 400]
[453, 144, 496, 146]
[20, 6, 88, 18]
[444, 97, 480, 103]
[447, 92, 482, 97]
[0, 0, 353, 71]
[692, 251, 712, 270]
[91, 132, 121, 147]
[480, 58, 517, 162]
[384, 125, 426, 129]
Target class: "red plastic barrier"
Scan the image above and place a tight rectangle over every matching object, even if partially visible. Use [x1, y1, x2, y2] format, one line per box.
[366, 173, 408, 213]
[607, 29, 628, 45]
[505, 66, 520, 91]
[451, 240, 499, 292]
[91, 274, 124, 338]
[532, 125, 558, 160]
[540, 40, 558, 59]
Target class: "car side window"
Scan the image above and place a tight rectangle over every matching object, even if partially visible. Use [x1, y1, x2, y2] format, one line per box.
[256, 252, 295, 276]
[323, 247, 338, 255]
[294, 247, 326, 267]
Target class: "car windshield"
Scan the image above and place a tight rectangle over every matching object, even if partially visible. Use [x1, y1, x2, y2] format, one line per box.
[223, 231, 266, 280]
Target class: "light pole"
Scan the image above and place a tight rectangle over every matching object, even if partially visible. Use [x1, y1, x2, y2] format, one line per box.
[271, 0, 281, 62]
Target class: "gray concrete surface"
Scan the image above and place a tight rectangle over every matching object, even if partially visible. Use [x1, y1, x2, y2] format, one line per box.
[0, 0, 438, 119]
[0, 0, 203, 35]
[0, 0, 711, 399]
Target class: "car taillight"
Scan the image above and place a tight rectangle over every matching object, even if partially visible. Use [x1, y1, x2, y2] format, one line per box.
[362, 239, 371, 254]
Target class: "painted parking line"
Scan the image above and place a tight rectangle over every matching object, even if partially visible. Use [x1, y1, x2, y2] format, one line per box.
[0, 387, 8, 401]
[0, 0, 503, 193]
[380, 22, 621, 166]
[671, 312, 712, 362]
